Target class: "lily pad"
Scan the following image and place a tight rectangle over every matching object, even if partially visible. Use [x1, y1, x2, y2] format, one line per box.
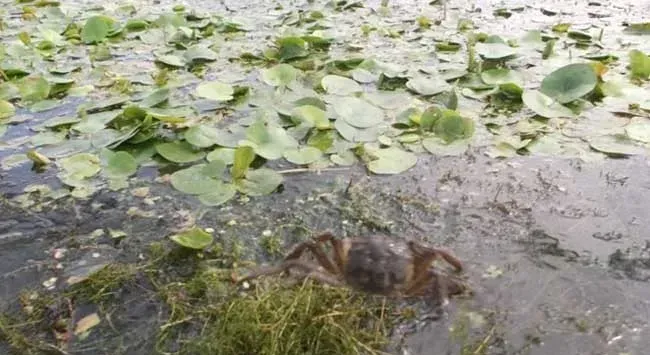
[283, 146, 323, 165]
[625, 121, 650, 143]
[261, 64, 298, 87]
[169, 227, 213, 249]
[367, 147, 417, 175]
[588, 135, 646, 156]
[232, 146, 256, 180]
[102, 150, 137, 178]
[242, 119, 298, 160]
[236, 168, 284, 196]
[333, 97, 383, 128]
[292, 105, 330, 129]
[539, 63, 597, 103]
[82, 15, 115, 44]
[321, 75, 362, 95]
[170, 163, 224, 195]
[0, 100, 15, 119]
[406, 76, 451, 96]
[334, 118, 383, 143]
[422, 137, 470, 156]
[475, 42, 517, 60]
[629, 50, 650, 80]
[522, 89, 575, 118]
[207, 147, 236, 165]
[198, 183, 237, 206]
[481, 69, 524, 86]
[57, 153, 101, 180]
[184, 45, 219, 63]
[195, 81, 234, 102]
[185, 125, 223, 148]
[155, 141, 206, 163]
[433, 110, 475, 143]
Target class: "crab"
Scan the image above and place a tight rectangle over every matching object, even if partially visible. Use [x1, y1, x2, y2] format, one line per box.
[234, 232, 469, 305]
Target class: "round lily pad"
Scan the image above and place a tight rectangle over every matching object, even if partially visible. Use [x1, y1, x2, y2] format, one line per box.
[195, 81, 234, 102]
[170, 164, 224, 195]
[198, 183, 237, 206]
[283, 146, 323, 165]
[522, 89, 575, 118]
[261, 63, 298, 87]
[367, 147, 417, 175]
[0, 100, 15, 119]
[155, 141, 206, 163]
[539, 63, 597, 104]
[169, 227, 213, 249]
[321, 75, 362, 95]
[333, 97, 383, 128]
[236, 168, 284, 196]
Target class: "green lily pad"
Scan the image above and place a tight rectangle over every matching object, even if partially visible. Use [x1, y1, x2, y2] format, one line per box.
[195, 81, 234, 102]
[321, 75, 362, 95]
[155, 141, 206, 163]
[57, 153, 101, 180]
[481, 69, 524, 86]
[261, 64, 298, 87]
[588, 134, 646, 156]
[102, 150, 137, 178]
[184, 45, 218, 63]
[475, 42, 517, 60]
[232, 146, 256, 180]
[522, 89, 575, 118]
[351, 68, 377, 83]
[207, 147, 236, 165]
[367, 147, 417, 175]
[422, 137, 470, 156]
[170, 163, 224, 195]
[539, 63, 597, 103]
[334, 118, 382, 143]
[629, 50, 650, 80]
[198, 183, 237, 206]
[18, 76, 50, 103]
[292, 105, 330, 129]
[283, 146, 323, 165]
[40, 139, 92, 159]
[31, 131, 66, 146]
[81, 15, 115, 44]
[139, 87, 170, 108]
[333, 97, 383, 128]
[236, 168, 284, 196]
[185, 125, 223, 148]
[169, 227, 213, 249]
[433, 110, 475, 143]
[0, 100, 15, 119]
[156, 54, 186, 67]
[242, 119, 298, 160]
[625, 121, 650, 143]
[406, 76, 451, 96]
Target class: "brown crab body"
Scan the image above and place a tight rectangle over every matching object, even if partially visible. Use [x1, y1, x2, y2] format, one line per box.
[235, 232, 468, 303]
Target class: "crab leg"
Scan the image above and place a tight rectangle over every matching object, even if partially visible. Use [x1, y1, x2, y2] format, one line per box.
[407, 241, 464, 272]
[235, 259, 343, 286]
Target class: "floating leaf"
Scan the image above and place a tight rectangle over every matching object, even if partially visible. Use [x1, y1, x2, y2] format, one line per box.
[522, 89, 575, 118]
[367, 147, 417, 175]
[184, 45, 218, 63]
[481, 69, 524, 86]
[139, 88, 169, 108]
[277, 36, 309, 61]
[155, 141, 206, 163]
[243, 120, 298, 160]
[198, 183, 237, 206]
[283, 146, 323, 165]
[351, 68, 377, 83]
[625, 121, 650, 143]
[18, 76, 50, 103]
[406, 76, 450, 96]
[292, 105, 330, 129]
[422, 137, 470, 156]
[195, 81, 234, 102]
[588, 135, 646, 156]
[475, 42, 517, 60]
[156, 54, 186, 67]
[321, 75, 362, 95]
[334, 118, 382, 143]
[81, 15, 115, 44]
[0, 100, 15, 119]
[170, 163, 224, 195]
[333, 97, 383, 128]
[232, 146, 255, 179]
[236, 168, 284, 196]
[185, 125, 223, 148]
[539, 63, 597, 103]
[169, 227, 213, 249]
[434, 110, 475, 143]
[58, 153, 101, 180]
[102, 150, 137, 178]
[207, 147, 236, 165]
[261, 64, 298, 87]
[629, 50, 650, 80]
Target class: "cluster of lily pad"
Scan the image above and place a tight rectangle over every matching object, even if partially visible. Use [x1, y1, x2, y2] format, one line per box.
[1, 2, 650, 206]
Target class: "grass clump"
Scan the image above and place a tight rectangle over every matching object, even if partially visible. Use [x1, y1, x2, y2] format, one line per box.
[179, 278, 394, 355]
